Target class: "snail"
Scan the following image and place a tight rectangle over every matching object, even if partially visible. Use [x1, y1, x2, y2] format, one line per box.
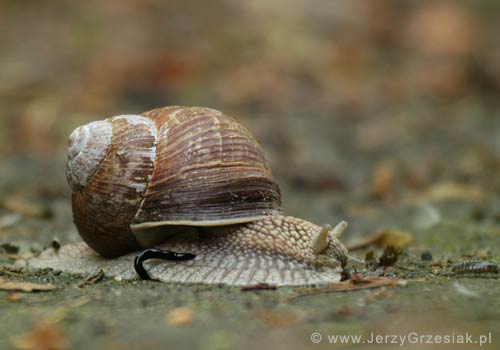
[65, 106, 355, 283]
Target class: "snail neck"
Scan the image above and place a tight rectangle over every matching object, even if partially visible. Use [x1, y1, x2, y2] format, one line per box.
[130, 215, 277, 248]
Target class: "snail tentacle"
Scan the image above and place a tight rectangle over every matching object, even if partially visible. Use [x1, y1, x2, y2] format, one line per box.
[331, 221, 348, 238]
[347, 255, 365, 264]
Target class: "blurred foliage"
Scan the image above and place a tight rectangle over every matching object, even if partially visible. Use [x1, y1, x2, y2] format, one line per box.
[0, 0, 500, 156]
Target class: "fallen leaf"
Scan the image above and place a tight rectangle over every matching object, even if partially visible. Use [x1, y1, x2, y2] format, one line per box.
[350, 273, 371, 284]
[258, 309, 300, 328]
[365, 289, 394, 302]
[371, 161, 396, 200]
[11, 320, 67, 350]
[0, 277, 57, 292]
[166, 307, 193, 327]
[415, 182, 483, 203]
[406, 3, 476, 57]
[2, 194, 51, 219]
[7, 293, 25, 302]
[347, 229, 414, 250]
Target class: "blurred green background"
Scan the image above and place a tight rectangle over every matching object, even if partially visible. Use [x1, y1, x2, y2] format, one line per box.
[2, 0, 500, 227]
[2, 0, 499, 155]
[2, 0, 500, 233]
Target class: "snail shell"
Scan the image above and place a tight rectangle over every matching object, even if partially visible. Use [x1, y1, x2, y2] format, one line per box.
[67, 106, 281, 257]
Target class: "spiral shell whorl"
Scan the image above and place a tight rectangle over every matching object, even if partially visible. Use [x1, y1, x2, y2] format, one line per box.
[68, 107, 282, 257]
[69, 114, 158, 257]
[67, 120, 113, 192]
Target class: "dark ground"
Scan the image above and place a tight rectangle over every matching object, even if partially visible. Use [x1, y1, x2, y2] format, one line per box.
[1, 1, 499, 349]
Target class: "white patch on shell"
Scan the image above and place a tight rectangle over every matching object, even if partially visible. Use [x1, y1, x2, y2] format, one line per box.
[111, 115, 158, 193]
[67, 120, 113, 191]
[113, 114, 152, 127]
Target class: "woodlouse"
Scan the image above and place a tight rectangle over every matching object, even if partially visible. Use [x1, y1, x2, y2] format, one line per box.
[452, 261, 499, 274]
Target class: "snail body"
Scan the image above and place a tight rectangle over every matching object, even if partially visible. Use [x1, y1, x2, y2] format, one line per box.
[66, 106, 350, 282]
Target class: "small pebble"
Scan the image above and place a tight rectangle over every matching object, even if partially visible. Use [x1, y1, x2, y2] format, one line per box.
[51, 239, 61, 251]
[421, 251, 433, 261]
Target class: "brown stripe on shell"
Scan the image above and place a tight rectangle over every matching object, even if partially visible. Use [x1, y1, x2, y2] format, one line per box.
[134, 106, 282, 226]
[72, 115, 157, 257]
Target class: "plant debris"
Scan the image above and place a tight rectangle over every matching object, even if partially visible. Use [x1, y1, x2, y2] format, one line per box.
[240, 283, 277, 291]
[364, 251, 380, 270]
[258, 309, 300, 328]
[6, 293, 26, 302]
[166, 307, 193, 327]
[77, 269, 105, 288]
[288, 276, 407, 300]
[421, 251, 433, 261]
[347, 229, 413, 250]
[2, 194, 52, 219]
[379, 246, 402, 267]
[0, 277, 57, 292]
[415, 182, 483, 203]
[432, 258, 453, 268]
[371, 161, 396, 200]
[364, 288, 394, 302]
[11, 320, 67, 350]
[1, 242, 20, 254]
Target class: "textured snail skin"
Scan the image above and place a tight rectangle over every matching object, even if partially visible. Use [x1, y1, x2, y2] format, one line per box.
[134, 215, 349, 281]
[22, 216, 348, 286]
[213, 216, 349, 268]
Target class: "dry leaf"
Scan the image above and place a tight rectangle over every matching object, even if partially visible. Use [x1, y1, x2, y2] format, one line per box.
[11, 320, 67, 350]
[406, 3, 476, 57]
[0, 277, 56, 292]
[371, 162, 396, 200]
[258, 309, 299, 328]
[166, 307, 193, 327]
[2, 194, 51, 219]
[347, 229, 414, 250]
[7, 293, 25, 302]
[365, 289, 394, 302]
[416, 182, 483, 203]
